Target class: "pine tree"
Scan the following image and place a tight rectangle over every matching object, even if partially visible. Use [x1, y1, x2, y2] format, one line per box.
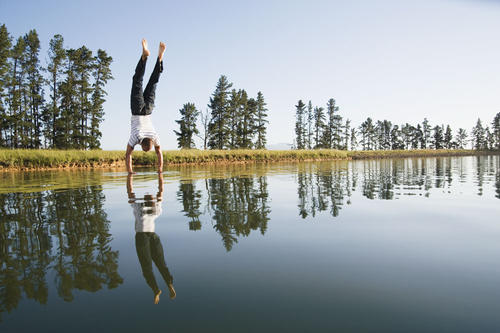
[374, 120, 383, 150]
[350, 128, 358, 150]
[44, 34, 66, 148]
[23, 29, 44, 148]
[359, 117, 375, 150]
[313, 106, 325, 148]
[323, 98, 341, 148]
[422, 118, 431, 149]
[407, 124, 419, 150]
[414, 124, 424, 149]
[174, 102, 199, 149]
[401, 123, 415, 150]
[432, 125, 443, 149]
[207, 75, 232, 149]
[377, 120, 392, 150]
[492, 112, 500, 150]
[390, 125, 403, 150]
[294, 100, 306, 149]
[254, 91, 268, 149]
[343, 119, 350, 150]
[455, 128, 468, 149]
[235, 90, 249, 148]
[57, 48, 77, 148]
[71, 46, 93, 149]
[444, 125, 453, 149]
[237, 93, 256, 149]
[306, 100, 313, 149]
[8, 36, 27, 148]
[471, 118, 486, 150]
[333, 99, 343, 148]
[89, 49, 113, 149]
[0, 24, 12, 147]
[227, 89, 241, 149]
[485, 127, 495, 150]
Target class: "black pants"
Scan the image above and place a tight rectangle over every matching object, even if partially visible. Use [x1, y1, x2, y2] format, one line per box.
[135, 232, 173, 295]
[130, 57, 163, 115]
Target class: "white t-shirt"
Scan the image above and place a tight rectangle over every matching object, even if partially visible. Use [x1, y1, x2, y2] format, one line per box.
[132, 199, 163, 232]
[128, 115, 161, 148]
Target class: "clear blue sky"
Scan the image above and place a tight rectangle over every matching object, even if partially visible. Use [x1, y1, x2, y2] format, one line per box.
[1, 0, 499, 149]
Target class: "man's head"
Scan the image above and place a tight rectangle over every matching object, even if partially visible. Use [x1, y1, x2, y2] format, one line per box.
[144, 194, 155, 207]
[141, 138, 153, 151]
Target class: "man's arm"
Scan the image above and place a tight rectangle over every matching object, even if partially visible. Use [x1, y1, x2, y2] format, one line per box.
[157, 173, 164, 201]
[155, 145, 163, 173]
[126, 144, 135, 174]
[127, 173, 136, 202]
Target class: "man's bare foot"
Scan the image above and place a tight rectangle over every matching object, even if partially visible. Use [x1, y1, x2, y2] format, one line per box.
[158, 42, 166, 62]
[142, 39, 150, 61]
[154, 290, 162, 304]
[168, 283, 176, 299]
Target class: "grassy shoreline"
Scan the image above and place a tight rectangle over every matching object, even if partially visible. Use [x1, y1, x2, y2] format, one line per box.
[0, 148, 497, 171]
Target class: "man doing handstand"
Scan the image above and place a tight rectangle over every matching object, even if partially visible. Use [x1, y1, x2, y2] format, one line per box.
[126, 39, 166, 174]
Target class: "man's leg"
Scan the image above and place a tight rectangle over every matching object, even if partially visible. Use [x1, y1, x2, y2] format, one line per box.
[130, 39, 150, 115]
[143, 42, 166, 115]
[135, 232, 161, 295]
[150, 233, 173, 286]
[150, 233, 175, 299]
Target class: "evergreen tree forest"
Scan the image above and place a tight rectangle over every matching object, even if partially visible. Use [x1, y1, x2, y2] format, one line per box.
[0, 24, 113, 149]
[295, 98, 500, 152]
[175, 75, 269, 150]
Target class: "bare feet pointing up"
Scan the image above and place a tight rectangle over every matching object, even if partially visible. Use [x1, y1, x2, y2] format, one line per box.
[159, 42, 166, 62]
[142, 39, 150, 61]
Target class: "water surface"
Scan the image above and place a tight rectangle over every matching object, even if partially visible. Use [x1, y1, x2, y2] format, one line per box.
[1, 155, 500, 332]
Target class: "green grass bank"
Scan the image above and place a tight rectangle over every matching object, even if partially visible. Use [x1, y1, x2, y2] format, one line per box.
[0, 148, 496, 171]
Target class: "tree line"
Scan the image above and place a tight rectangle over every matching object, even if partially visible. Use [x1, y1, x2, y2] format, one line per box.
[295, 98, 500, 151]
[0, 24, 113, 149]
[175, 75, 268, 150]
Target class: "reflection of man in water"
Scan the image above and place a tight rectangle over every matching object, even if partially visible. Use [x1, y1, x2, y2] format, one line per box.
[127, 173, 176, 304]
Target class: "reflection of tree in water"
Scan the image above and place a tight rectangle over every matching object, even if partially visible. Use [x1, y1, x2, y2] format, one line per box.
[478, 155, 500, 199]
[496, 169, 500, 200]
[0, 186, 122, 320]
[0, 192, 51, 319]
[474, 155, 500, 197]
[297, 163, 350, 219]
[177, 181, 203, 231]
[208, 177, 270, 251]
[296, 156, 500, 220]
[176, 177, 270, 251]
[360, 159, 455, 200]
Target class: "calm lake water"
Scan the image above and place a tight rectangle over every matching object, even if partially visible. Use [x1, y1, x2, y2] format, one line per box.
[1, 155, 500, 332]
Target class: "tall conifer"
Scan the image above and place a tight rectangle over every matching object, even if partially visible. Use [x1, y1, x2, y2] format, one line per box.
[0, 24, 11, 146]
[255, 91, 268, 149]
[89, 49, 113, 149]
[313, 106, 325, 148]
[44, 34, 66, 147]
[175, 102, 199, 149]
[294, 100, 306, 149]
[23, 29, 44, 148]
[207, 75, 232, 149]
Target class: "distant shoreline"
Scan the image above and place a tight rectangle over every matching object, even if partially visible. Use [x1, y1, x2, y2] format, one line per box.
[0, 149, 497, 172]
